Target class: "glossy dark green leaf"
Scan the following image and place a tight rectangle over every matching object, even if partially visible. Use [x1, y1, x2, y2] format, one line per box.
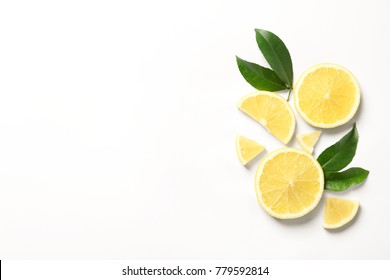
[255, 29, 293, 88]
[325, 167, 369, 192]
[236, 56, 288, 91]
[317, 123, 358, 172]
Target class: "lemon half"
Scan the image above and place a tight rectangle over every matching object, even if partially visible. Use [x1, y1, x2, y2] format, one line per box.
[238, 91, 296, 144]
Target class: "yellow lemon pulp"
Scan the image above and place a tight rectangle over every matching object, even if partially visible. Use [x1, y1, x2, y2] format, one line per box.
[235, 135, 265, 165]
[294, 64, 360, 128]
[297, 131, 321, 153]
[238, 91, 295, 144]
[324, 197, 359, 229]
[255, 148, 324, 219]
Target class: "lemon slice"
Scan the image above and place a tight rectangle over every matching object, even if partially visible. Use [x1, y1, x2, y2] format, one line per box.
[296, 131, 321, 153]
[294, 63, 360, 128]
[324, 197, 359, 229]
[236, 135, 265, 165]
[238, 91, 295, 144]
[255, 148, 324, 219]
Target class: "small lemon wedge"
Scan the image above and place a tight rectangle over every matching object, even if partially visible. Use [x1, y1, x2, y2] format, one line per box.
[297, 131, 321, 153]
[324, 197, 359, 229]
[236, 135, 265, 166]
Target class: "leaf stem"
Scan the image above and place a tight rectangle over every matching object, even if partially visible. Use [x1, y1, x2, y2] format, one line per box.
[287, 88, 292, 101]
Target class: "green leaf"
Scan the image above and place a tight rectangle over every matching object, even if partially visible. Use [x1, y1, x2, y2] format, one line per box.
[236, 56, 288, 91]
[255, 29, 293, 88]
[317, 123, 358, 172]
[325, 167, 369, 192]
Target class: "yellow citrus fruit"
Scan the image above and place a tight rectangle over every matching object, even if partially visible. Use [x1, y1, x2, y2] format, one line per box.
[237, 91, 295, 144]
[294, 63, 360, 128]
[296, 131, 321, 153]
[236, 134, 265, 165]
[255, 148, 324, 219]
[323, 197, 359, 229]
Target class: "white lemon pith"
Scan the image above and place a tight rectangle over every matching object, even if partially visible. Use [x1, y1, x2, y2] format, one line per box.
[297, 131, 321, 153]
[255, 148, 324, 219]
[236, 135, 265, 165]
[324, 197, 360, 229]
[294, 63, 360, 128]
[237, 91, 296, 144]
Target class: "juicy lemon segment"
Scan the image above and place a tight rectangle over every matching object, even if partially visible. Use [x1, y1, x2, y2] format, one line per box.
[294, 64, 360, 128]
[238, 91, 296, 144]
[324, 197, 359, 229]
[236, 135, 265, 165]
[297, 131, 321, 153]
[255, 148, 324, 219]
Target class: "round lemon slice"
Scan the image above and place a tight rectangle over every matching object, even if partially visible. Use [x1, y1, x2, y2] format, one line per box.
[255, 148, 324, 219]
[238, 91, 295, 144]
[294, 63, 360, 128]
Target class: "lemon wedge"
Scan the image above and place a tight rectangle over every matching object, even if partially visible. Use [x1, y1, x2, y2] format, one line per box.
[238, 91, 295, 144]
[236, 135, 265, 165]
[324, 197, 359, 229]
[297, 131, 321, 153]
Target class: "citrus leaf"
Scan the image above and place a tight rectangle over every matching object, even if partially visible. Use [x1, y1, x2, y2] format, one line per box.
[255, 29, 293, 88]
[325, 167, 369, 192]
[317, 123, 358, 172]
[236, 56, 288, 91]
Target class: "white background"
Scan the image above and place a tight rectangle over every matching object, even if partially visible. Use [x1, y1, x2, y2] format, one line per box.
[0, 0, 389, 259]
